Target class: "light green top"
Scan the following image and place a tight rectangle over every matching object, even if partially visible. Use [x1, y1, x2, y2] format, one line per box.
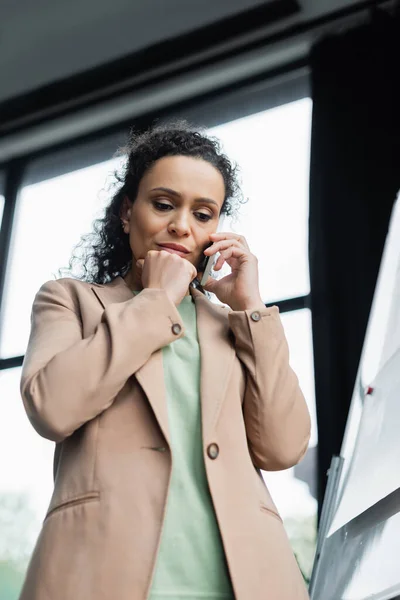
[133, 291, 234, 600]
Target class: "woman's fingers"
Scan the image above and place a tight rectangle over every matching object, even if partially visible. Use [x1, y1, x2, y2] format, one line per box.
[209, 232, 250, 251]
[204, 238, 244, 257]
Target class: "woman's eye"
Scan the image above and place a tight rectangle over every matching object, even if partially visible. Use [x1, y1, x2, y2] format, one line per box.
[154, 201, 172, 211]
[153, 201, 211, 222]
[196, 213, 212, 222]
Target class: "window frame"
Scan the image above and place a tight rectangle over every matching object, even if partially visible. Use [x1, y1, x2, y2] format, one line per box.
[0, 68, 311, 365]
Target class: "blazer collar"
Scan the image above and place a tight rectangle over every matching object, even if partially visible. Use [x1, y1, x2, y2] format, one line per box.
[91, 277, 235, 445]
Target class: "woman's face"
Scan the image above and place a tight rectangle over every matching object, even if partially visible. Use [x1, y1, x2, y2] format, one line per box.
[121, 155, 226, 290]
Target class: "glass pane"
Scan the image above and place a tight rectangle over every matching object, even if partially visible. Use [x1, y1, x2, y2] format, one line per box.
[0, 367, 54, 599]
[280, 308, 317, 447]
[209, 97, 312, 304]
[0, 157, 123, 358]
[261, 308, 317, 583]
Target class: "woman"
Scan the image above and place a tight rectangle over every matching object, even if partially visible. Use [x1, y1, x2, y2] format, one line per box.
[19, 122, 311, 600]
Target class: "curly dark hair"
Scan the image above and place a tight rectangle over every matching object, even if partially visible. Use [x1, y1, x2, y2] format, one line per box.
[62, 119, 246, 284]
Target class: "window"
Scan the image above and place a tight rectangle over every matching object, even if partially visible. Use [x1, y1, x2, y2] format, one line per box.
[0, 157, 123, 358]
[209, 98, 312, 303]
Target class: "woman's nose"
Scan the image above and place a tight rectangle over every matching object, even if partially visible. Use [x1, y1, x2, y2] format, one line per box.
[167, 216, 190, 235]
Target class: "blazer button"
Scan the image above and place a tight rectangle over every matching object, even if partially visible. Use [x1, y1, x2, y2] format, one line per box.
[172, 323, 182, 335]
[250, 311, 261, 322]
[207, 443, 219, 459]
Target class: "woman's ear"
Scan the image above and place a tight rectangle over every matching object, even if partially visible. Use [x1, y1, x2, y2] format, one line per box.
[120, 195, 132, 232]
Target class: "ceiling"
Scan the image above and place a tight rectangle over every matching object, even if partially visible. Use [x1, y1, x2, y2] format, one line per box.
[0, 0, 385, 104]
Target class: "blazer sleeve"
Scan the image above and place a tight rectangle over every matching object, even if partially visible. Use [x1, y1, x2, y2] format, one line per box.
[20, 279, 185, 443]
[228, 304, 311, 471]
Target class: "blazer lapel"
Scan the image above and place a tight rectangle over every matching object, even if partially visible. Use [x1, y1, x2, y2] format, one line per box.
[91, 277, 235, 446]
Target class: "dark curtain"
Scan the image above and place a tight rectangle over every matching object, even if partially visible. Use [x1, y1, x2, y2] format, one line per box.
[308, 9, 400, 519]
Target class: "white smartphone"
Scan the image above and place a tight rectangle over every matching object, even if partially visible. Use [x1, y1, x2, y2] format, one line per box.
[200, 213, 226, 287]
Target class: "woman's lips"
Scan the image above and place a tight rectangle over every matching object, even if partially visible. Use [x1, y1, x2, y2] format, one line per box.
[158, 247, 189, 257]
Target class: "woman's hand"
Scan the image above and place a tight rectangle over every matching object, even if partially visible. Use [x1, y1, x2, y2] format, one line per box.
[202, 232, 264, 311]
[136, 250, 197, 306]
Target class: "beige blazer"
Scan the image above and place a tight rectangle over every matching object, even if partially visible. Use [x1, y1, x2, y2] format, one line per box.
[19, 275, 311, 600]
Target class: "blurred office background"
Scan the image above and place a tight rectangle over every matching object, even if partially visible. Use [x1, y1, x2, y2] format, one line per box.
[0, 1, 399, 597]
